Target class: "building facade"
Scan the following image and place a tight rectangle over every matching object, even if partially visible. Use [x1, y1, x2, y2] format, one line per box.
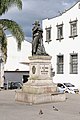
[5, 36, 31, 71]
[1, 36, 32, 87]
[42, 1, 80, 89]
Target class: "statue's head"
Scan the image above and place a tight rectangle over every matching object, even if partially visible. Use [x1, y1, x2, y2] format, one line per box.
[33, 20, 40, 26]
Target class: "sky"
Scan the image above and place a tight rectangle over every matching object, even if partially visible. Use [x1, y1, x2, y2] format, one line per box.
[0, 0, 79, 39]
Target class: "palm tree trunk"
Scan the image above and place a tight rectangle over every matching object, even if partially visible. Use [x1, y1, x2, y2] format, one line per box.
[0, 43, 4, 88]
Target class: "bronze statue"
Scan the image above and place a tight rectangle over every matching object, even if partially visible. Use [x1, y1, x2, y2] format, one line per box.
[32, 21, 48, 56]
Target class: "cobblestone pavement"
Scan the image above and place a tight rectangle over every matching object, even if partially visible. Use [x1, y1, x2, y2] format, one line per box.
[0, 90, 80, 120]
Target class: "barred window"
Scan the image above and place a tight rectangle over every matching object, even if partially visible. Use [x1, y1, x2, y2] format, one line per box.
[69, 20, 78, 38]
[57, 55, 64, 74]
[70, 54, 78, 74]
[45, 27, 51, 43]
[56, 23, 64, 41]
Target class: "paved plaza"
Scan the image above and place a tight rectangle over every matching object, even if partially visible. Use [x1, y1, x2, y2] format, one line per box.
[0, 90, 80, 120]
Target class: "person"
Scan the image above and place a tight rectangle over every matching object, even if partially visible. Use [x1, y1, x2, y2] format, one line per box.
[32, 20, 48, 56]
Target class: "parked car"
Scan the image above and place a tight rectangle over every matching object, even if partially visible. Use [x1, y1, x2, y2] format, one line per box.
[57, 83, 67, 93]
[4, 82, 23, 90]
[63, 83, 79, 94]
[57, 83, 79, 94]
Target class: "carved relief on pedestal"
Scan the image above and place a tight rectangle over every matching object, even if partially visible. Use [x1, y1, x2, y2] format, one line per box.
[32, 65, 36, 74]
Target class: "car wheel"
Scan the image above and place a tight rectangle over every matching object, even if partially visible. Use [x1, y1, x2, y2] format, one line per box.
[65, 91, 68, 93]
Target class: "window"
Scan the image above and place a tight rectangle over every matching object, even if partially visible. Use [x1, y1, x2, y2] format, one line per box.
[69, 20, 78, 38]
[57, 55, 64, 74]
[45, 27, 51, 43]
[56, 23, 64, 41]
[70, 54, 78, 74]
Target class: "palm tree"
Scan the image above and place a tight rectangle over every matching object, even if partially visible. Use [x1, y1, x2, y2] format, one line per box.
[0, 0, 24, 62]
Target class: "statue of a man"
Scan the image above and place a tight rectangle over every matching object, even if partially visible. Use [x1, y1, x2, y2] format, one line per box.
[32, 21, 48, 56]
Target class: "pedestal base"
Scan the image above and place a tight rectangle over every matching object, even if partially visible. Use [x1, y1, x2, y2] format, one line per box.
[15, 91, 66, 104]
[22, 80, 57, 94]
[15, 80, 66, 104]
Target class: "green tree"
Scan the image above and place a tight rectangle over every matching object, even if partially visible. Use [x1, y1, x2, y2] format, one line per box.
[0, 0, 24, 62]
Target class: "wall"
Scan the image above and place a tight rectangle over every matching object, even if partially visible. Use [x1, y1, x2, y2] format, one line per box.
[5, 36, 32, 71]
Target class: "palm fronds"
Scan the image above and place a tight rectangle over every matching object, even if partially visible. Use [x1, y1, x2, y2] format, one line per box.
[0, 19, 24, 49]
[0, 0, 24, 62]
[0, 0, 22, 15]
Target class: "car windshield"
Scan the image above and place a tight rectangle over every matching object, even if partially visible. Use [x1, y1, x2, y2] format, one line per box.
[57, 83, 65, 88]
[64, 83, 75, 87]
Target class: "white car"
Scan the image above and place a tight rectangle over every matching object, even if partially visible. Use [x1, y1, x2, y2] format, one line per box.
[63, 83, 79, 94]
[57, 83, 79, 94]
[57, 83, 67, 93]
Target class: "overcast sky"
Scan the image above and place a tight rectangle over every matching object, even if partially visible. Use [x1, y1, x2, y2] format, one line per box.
[0, 0, 79, 38]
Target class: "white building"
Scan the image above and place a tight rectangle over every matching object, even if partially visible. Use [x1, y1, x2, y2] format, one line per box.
[2, 35, 32, 87]
[42, 1, 80, 89]
[5, 36, 31, 71]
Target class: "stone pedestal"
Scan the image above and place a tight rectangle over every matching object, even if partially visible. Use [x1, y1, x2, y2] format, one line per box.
[15, 56, 66, 104]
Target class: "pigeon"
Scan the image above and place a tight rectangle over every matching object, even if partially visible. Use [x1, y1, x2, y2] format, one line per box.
[39, 109, 43, 115]
[53, 106, 58, 111]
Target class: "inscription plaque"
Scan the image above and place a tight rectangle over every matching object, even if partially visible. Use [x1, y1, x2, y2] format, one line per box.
[40, 65, 49, 75]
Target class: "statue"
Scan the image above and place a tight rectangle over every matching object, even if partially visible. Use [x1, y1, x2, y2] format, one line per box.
[32, 21, 48, 56]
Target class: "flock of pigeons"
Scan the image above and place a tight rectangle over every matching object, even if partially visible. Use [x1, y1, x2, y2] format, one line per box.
[39, 106, 58, 115]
